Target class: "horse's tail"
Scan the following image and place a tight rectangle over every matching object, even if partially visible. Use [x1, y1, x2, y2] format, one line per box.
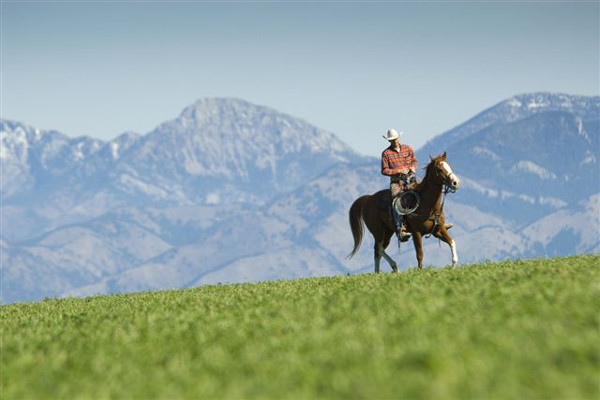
[347, 195, 370, 259]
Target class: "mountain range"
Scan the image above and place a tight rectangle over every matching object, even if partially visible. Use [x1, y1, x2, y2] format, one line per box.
[2, 93, 599, 303]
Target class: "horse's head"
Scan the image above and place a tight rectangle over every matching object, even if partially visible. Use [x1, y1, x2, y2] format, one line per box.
[428, 152, 460, 191]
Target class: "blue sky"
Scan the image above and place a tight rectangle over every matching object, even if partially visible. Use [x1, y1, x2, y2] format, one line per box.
[2, 1, 599, 156]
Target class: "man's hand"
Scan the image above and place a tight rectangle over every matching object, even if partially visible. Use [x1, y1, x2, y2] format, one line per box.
[407, 171, 417, 184]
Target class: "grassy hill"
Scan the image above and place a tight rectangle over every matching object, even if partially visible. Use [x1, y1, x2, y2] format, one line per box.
[2, 255, 599, 399]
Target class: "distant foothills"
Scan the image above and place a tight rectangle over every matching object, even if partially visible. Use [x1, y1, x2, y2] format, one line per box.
[1, 92, 598, 303]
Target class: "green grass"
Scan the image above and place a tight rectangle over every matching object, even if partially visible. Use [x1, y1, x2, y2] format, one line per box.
[2, 255, 599, 399]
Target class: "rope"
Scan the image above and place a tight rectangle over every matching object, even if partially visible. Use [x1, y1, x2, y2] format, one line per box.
[392, 190, 420, 216]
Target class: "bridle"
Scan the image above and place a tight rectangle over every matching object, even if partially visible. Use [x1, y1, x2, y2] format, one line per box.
[436, 160, 459, 194]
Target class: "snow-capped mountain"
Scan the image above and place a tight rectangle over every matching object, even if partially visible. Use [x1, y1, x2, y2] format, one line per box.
[418, 93, 600, 225]
[419, 93, 598, 154]
[1, 120, 104, 199]
[2, 94, 598, 303]
[1, 98, 367, 242]
[117, 98, 365, 204]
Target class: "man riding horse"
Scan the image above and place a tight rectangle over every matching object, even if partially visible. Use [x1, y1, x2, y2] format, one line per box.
[381, 128, 417, 242]
[349, 150, 460, 271]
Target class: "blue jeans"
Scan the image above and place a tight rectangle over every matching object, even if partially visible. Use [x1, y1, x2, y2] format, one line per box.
[391, 181, 404, 232]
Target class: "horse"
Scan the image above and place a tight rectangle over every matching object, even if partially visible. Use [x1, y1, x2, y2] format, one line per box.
[347, 152, 460, 272]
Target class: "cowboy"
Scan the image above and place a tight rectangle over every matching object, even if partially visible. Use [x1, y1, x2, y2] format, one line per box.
[381, 128, 417, 241]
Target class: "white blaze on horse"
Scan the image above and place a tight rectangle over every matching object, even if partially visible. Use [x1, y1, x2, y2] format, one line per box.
[348, 152, 460, 272]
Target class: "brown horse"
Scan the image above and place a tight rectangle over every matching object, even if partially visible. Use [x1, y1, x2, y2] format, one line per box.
[348, 152, 460, 272]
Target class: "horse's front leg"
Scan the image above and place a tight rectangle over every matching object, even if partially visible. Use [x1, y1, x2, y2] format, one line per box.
[451, 239, 458, 267]
[435, 228, 458, 267]
[412, 231, 423, 269]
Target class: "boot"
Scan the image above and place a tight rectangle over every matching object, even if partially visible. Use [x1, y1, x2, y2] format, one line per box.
[396, 226, 412, 242]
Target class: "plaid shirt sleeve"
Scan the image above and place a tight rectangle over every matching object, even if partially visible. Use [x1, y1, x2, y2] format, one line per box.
[406, 145, 417, 172]
[381, 150, 395, 176]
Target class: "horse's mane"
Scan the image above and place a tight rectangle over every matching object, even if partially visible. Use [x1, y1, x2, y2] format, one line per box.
[415, 153, 445, 191]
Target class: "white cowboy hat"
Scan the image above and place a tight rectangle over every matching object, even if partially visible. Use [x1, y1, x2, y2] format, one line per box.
[383, 128, 403, 141]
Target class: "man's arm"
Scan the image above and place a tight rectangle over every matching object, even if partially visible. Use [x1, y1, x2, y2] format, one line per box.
[409, 147, 418, 173]
[381, 153, 396, 176]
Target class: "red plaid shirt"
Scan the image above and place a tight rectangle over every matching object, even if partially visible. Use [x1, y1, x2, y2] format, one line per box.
[381, 144, 418, 177]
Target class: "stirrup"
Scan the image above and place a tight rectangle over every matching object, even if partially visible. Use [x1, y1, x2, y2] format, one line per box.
[396, 230, 411, 242]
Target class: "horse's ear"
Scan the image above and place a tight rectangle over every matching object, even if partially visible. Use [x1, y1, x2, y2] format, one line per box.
[429, 155, 434, 161]
[442, 151, 447, 160]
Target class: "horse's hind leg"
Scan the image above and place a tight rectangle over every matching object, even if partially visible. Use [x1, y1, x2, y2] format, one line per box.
[374, 242, 382, 273]
[374, 233, 398, 274]
[434, 228, 458, 267]
[374, 242, 396, 273]
[381, 233, 398, 273]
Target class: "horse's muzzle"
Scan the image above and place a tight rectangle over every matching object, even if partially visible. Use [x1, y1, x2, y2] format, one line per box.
[449, 174, 460, 190]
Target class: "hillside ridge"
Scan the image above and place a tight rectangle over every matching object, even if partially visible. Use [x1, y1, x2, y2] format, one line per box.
[4, 254, 596, 305]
